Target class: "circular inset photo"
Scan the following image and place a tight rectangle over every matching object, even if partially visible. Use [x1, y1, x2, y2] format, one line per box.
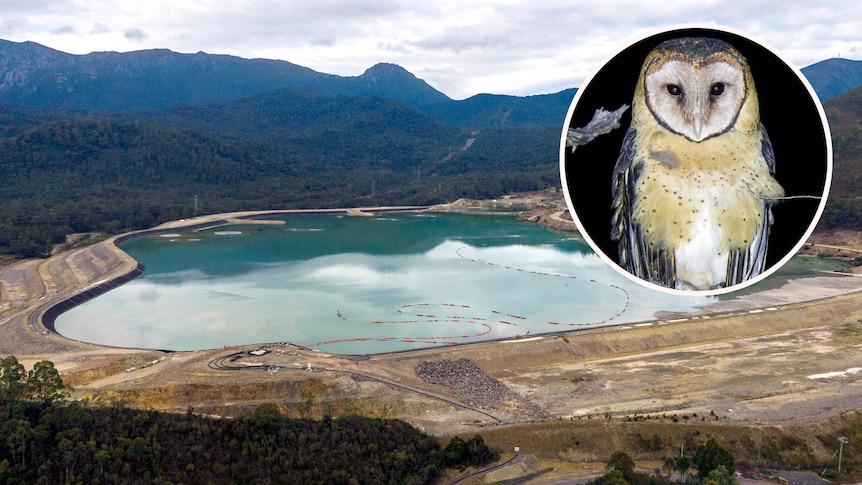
[559, 24, 832, 295]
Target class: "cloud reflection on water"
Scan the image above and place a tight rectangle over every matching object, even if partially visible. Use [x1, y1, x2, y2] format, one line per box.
[56, 235, 715, 352]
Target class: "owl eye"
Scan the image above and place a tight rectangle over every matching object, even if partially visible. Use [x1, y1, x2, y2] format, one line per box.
[711, 83, 725, 96]
[666, 84, 682, 96]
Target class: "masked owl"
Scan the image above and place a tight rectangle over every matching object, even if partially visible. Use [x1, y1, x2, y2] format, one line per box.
[611, 37, 785, 290]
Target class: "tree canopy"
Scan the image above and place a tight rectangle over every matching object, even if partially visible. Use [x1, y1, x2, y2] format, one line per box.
[0, 356, 497, 483]
[692, 437, 735, 479]
[0, 355, 67, 405]
[607, 449, 636, 477]
[0, 100, 558, 259]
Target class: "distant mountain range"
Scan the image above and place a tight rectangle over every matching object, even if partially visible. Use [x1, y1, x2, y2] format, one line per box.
[0, 40, 448, 109]
[2, 39, 861, 128]
[2, 39, 861, 130]
[818, 82, 862, 229]
[0, 38, 861, 258]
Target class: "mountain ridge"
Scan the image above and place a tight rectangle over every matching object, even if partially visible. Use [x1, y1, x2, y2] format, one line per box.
[0, 39, 449, 110]
[2, 39, 861, 128]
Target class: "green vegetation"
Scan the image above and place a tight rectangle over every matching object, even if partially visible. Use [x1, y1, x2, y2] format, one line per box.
[820, 83, 862, 231]
[0, 90, 557, 259]
[692, 437, 735, 480]
[593, 449, 670, 485]
[591, 442, 740, 485]
[0, 356, 67, 404]
[0, 356, 498, 483]
[702, 466, 738, 485]
[441, 435, 499, 470]
[2, 50, 861, 261]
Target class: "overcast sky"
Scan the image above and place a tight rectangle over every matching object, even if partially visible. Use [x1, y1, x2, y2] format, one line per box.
[2, 1, 861, 100]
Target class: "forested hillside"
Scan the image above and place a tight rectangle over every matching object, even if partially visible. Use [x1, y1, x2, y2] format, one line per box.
[420, 88, 577, 128]
[820, 83, 862, 230]
[3, 77, 861, 259]
[0, 356, 497, 483]
[0, 87, 559, 258]
[0, 401, 473, 483]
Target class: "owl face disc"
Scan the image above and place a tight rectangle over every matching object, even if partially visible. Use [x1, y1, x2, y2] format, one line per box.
[642, 39, 749, 142]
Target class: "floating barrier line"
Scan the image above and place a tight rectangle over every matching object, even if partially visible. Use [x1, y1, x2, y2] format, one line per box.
[454, 245, 630, 327]
[302, 245, 631, 350]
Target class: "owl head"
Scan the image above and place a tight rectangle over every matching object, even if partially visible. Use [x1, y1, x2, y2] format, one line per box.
[638, 37, 754, 142]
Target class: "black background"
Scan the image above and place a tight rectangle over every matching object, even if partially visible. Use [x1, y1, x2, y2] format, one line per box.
[562, 26, 831, 276]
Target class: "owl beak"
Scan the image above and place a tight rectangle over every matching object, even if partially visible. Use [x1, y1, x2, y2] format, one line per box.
[685, 95, 709, 142]
[691, 119, 705, 141]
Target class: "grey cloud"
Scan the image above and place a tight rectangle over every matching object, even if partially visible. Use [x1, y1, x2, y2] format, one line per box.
[124, 27, 149, 41]
[407, 25, 516, 53]
[0, 0, 58, 15]
[89, 23, 111, 34]
[51, 25, 77, 35]
[0, 19, 20, 36]
[377, 42, 410, 54]
[299, 0, 403, 19]
[311, 37, 336, 47]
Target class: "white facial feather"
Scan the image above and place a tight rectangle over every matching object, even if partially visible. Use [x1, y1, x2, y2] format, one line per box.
[645, 59, 746, 142]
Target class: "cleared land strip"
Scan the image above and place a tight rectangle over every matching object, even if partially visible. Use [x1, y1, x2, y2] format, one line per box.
[208, 350, 504, 424]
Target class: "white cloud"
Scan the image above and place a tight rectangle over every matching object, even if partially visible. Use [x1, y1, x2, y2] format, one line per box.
[1, 0, 860, 99]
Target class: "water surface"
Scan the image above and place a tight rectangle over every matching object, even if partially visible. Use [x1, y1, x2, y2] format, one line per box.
[55, 213, 834, 353]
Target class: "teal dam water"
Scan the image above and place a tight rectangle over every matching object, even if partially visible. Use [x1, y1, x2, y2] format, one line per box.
[56, 213, 734, 353]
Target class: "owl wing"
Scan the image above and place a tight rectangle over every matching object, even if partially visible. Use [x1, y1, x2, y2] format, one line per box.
[611, 127, 676, 287]
[725, 124, 776, 285]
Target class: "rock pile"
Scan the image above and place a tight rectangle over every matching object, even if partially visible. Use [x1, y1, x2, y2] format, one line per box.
[415, 358, 543, 417]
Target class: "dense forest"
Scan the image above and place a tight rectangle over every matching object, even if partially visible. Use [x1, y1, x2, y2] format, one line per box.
[0, 356, 497, 484]
[819, 82, 862, 231]
[0, 91, 558, 258]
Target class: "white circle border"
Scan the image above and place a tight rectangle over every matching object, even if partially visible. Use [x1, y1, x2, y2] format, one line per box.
[558, 23, 834, 297]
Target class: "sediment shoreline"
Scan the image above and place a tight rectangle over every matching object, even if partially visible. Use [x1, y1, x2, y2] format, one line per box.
[3, 196, 862, 357]
[10, 206, 431, 349]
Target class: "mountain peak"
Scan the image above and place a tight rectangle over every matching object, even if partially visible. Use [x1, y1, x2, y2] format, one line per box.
[801, 58, 862, 101]
[361, 63, 412, 77]
[352, 62, 449, 105]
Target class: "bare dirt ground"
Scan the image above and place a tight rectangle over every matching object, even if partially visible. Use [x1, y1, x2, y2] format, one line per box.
[2, 192, 862, 482]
